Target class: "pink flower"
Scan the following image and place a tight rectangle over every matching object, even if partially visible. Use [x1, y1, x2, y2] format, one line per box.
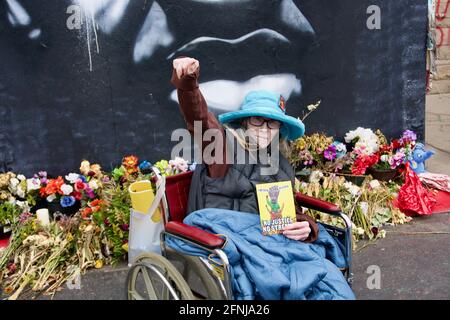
[75, 180, 86, 191]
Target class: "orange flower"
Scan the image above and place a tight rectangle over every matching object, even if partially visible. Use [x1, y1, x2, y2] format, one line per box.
[89, 199, 103, 207]
[42, 176, 65, 196]
[122, 155, 139, 168]
[81, 207, 93, 219]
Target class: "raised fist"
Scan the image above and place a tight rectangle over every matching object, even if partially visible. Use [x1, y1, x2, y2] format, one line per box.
[172, 57, 199, 79]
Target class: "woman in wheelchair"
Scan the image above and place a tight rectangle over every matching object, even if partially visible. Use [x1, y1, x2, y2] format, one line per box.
[166, 57, 355, 300]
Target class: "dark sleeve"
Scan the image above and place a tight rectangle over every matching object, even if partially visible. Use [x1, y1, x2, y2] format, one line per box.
[295, 203, 319, 243]
[170, 64, 229, 178]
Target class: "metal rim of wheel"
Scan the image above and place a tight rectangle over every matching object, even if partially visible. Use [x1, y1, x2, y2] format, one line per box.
[126, 252, 194, 300]
[165, 248, 226, 300]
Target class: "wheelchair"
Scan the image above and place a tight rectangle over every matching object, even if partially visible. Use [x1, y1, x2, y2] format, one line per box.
[126, 170, 353, 300]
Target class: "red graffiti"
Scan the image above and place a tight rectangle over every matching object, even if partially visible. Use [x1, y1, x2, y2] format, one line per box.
[436, 26, 450, 47]
[436, 0, 450, 47]
[436, 0, 450, 21]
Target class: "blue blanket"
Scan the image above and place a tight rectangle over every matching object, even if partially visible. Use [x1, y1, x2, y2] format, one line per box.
[165, 208, 355, 300]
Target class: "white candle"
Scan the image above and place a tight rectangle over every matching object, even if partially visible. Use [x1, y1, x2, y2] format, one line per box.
[36, 208, 50, 226]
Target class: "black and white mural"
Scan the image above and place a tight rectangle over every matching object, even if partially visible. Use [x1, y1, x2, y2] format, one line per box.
[0, 0, 428, 175]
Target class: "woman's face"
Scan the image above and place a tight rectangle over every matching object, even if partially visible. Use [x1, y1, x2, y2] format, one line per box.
[245, 116, 281, 149]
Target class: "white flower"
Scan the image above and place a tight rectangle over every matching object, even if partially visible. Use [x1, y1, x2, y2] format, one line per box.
[88, 179, 99, 190]
[369, 180, 381, 189]
[61, 184, 74, 195]
[335, 143, 347, 153]
[309, 170, 324, 183]
[46, 194, 57, 202]
[345, 127, 380, 155]
[343, 181, 361, 196]
[169, 157, 189, 173]
[26, 178, 41, 191]
[8, 177, 20, 190]
[380, 155, 389, 162]
[16, 186, 26, 198]
[65, 173, 80, 184]
[17, 174, 26, 181]
[359, 201, 369, 215]
[16, 200, 30, 212]
[357, 227, 365, 235]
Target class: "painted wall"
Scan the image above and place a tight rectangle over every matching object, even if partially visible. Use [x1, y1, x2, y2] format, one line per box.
[0, 0, 428, 176]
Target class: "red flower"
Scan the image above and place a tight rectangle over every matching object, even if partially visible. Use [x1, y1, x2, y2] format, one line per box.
[75, 180, 86, 191]
[352, 154, 379, 175]
[379, 144, 392, 154]
[371, 227, 379, 237]
[391, 139, 402, 150]
[72, 191, 83, 201]
[89, 199, 103, 207]
[81, 207, 93, 219]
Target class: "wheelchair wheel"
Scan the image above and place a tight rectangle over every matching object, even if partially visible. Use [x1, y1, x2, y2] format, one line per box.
[126, 252, 194, 300]
[165, 248, 227, 300]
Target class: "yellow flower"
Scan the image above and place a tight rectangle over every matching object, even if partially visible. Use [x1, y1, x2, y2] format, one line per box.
[94, 260, 104, 269]
[3, 286, 13, 295]
[67, 232, 74, 242]
[122, 243, 129, 252]
[80, 160, 91, 175]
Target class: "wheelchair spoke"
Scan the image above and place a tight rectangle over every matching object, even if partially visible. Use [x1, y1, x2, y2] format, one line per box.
[141, 266, 159, 300]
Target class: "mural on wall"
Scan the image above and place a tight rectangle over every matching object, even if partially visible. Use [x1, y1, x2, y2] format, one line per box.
[0, 0, 428, 176]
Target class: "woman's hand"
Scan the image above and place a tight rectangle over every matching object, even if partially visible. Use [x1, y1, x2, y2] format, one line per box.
[173, 57, 199, 79]
[282, 221, 311, 241]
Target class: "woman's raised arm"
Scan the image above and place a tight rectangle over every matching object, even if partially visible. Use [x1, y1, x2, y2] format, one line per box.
[171, 57, 229, 178]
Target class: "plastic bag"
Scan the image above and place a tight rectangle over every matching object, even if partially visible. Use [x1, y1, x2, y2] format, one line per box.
[128, 170, 165, 265]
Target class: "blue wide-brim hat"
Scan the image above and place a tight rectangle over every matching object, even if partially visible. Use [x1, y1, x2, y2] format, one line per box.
[218, 90, 305, 141]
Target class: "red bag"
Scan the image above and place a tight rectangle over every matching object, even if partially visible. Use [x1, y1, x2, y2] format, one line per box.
[396, 163, 436, 216]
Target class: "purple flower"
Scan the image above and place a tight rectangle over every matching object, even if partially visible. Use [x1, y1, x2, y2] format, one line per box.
[85, 187, 95, 199]
[120, 224, 129, 231]
[324, 145, 337, 161]
[19, 212, 32, 223]
[389, 150, 406, 169]
[401, 130, 417, 144]
[60, 196, 76, 208]
[38, 171, 47, 178]
[371, 227, 379, 237]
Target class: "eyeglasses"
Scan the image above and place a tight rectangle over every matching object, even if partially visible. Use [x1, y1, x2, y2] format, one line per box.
[248, 116, 281, 129]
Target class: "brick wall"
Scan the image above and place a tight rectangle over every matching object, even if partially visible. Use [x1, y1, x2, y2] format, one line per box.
[431, 0, 450, 93]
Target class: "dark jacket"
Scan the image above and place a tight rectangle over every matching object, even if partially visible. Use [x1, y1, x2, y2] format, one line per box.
[171, 65, 318, 242]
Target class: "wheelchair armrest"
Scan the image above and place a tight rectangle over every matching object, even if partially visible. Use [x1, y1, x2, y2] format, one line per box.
[0, 237, 9, 249]
[295, 192, 342, 215]
[165, 221, 225, 250]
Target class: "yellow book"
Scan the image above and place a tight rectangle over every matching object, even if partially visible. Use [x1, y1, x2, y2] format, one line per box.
[255, 181, 296, 236]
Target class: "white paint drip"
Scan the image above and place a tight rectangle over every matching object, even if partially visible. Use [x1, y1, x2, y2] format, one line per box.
[28, 28, 41, 40]
[170, 74, 301, 113]
[84, 7, 93, 72]
[6, 0, 31, 26]
[167, 29, 290, 59]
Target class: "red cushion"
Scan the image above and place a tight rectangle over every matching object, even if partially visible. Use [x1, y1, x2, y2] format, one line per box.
[165, 221, 225, 249]
[295, 192, 341, 213]
[0, 237, 9, 249]
[165, 171, 194, 222]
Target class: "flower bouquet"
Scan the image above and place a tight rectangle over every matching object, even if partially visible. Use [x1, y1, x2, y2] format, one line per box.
[367, 130, 417, 181]
[33, 161, 104, 217]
